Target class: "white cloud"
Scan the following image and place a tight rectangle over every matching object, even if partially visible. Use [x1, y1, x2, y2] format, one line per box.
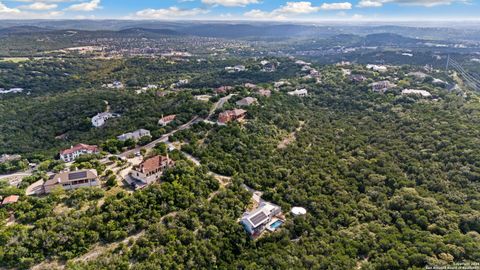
[275, 1, 320, 14]
[14, 0, 73, 2]
[135, 7, 208, 19]
[243, 9, 268, 18]
[66, 0, 100, 11]
[201, 0, 259, 7]
[352, 13, 364, 19]
[320, 2, 352, 10]
[244, 1, 353, 19]
[357, 0, 384, 7]
[0, 2, 20, 14]
[358, 0, 465, 7]
[75, 14, 95, 19]
[19, 2, 58, 10]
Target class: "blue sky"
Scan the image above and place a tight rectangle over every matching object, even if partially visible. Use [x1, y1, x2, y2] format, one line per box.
[0, 0, 478, 21]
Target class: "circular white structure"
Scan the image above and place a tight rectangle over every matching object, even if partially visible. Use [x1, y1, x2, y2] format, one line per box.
[291, 207, 307, 216]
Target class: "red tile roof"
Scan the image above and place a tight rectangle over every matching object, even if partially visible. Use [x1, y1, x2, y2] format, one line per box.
[2, 195, 19, 205]
[137, 155, 174, 175]
[218, 109, 247, 124]
[60, 144, 98, 155]
[159, 114, 176, 123]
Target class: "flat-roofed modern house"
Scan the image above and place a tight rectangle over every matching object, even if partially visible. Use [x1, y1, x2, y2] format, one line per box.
[241, 202, 282, 237]
[117, 129, 151, 142]
[59, 144, 99, 162]
[44, 169, 99, 193]
[129, 155, 174, 189]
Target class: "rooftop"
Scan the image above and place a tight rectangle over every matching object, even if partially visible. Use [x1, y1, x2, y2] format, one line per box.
[60, 144, 98, 156]
[2, 195, 20, 205]
[45, 169, 97, 186]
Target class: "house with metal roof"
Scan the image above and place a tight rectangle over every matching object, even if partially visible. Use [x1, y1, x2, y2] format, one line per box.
[241, 202, 282, 237]
[44, 169, 99, 193]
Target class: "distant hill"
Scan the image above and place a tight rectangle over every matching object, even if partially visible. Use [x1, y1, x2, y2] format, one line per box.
[363, 33, 420, 46]
[0, 26, 52, 36]
[118, 27, 182, 37]
[177, 24, 323, 38]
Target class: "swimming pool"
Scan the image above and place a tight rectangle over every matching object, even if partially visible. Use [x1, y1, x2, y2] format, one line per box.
[270, 220, 284, 229]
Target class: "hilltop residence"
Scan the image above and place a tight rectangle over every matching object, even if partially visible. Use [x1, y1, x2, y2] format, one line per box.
[59, 144, 99, 162]
[371, 81, 396, 93]
[241, 202, 283, 238]
[117, 129, 151, 142]
[257, 89, 271, 97]
[218, 109, 247, 125]
[92, 112, 119, 127]
[158, 115, 176, 126]
[401, 89, 432, 97]
[44, 170, 99, 193]
[129, 155, 174, 189]
[288, 89, 308, 97]
[236, 97, 257, 106]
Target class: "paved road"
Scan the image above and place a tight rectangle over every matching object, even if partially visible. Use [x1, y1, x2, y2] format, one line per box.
[206, 94, 235, 121]
[0, 172, 32, 180]
[119, 116, 202, 158]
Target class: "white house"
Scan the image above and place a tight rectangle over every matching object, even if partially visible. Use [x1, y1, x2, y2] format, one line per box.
[402, 89, 432, 97]
[241, 202, 282, 237]
[59, 144, 99, 162]
[117, 129, 151, 141]
[288, 89, 308, 97]
[366, 64, 388, 72]
[91, 112, 119, 127]
[225, 65, 246, 73]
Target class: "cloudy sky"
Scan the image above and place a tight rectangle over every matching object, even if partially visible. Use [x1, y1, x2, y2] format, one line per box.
[0, 0, 477, 21]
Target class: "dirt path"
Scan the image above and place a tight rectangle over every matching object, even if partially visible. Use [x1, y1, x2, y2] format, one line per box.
[277, 121, 305, 149]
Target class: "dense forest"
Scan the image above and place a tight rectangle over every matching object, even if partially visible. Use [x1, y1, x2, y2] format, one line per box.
[0, 56, 479, 269]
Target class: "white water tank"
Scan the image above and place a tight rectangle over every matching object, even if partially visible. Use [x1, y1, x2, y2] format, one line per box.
[291, 207, 307, 216]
